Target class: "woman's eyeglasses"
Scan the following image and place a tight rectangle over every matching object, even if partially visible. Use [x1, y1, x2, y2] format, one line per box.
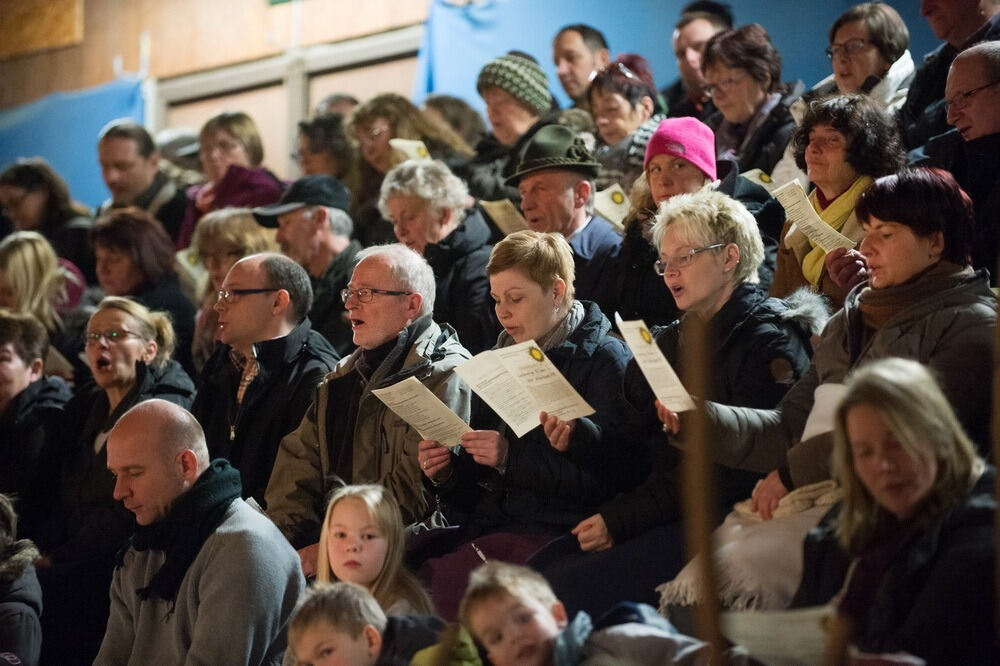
[85, 328, 142, 346]
[653, 244, 725, 275]
[825, 39, 873, 59]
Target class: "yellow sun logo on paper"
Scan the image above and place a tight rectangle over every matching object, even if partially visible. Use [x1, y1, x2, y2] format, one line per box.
[611, 191, 625, 204]
[529, 347, 544, 362]
[417, 145, 429, 158]
[640, 327, 652, 344]
[760, 173, 772, 183]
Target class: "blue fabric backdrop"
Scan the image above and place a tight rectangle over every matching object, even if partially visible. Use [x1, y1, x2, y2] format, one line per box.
[0, 78, 144, 210]
[413, 0, 937, 112]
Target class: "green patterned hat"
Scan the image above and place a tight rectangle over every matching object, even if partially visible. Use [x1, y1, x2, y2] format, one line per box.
[477, 53, 553, 116]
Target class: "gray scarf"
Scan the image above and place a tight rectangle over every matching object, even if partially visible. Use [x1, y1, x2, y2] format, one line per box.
[496, 300, 585, 352]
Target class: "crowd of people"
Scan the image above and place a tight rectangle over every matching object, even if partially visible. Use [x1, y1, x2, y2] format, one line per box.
[0, 1, 998, 664]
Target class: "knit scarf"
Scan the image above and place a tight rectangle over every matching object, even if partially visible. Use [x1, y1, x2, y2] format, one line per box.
[496, 300, 584, 352]
[857, 261, 968, 330]
[116, 459, 242, 606]
[801, 175, 873, 286]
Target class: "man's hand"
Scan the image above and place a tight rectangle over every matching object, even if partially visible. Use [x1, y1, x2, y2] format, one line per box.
[572, 514, 614, 552]
[541, 411, 575, 452]
[459, 430, 509, 469]
[750, 470, 789, 521]
[825, 247, 868, 291]
[418, 439, 453, 482]
[297, 543, 319, 577]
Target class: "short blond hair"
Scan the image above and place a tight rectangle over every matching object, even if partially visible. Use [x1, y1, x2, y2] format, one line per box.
[486, 230, 575, 305]
[832, 357, 984, 555]
[190, 207, 276, 259]
[651, 189, 764, 285]
[459, 562, 558, 635]
[288, 582, 387, 657]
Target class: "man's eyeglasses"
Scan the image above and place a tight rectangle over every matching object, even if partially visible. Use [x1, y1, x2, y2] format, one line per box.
[340, 287, 413, 304]
[653, 244, 725, 275]
[85, 328, 142, 346]
[825, 39, 872, 59]
[945, 80, 1000, 111]
[216, 288, 279, 305]
[704, 72, 747, 97]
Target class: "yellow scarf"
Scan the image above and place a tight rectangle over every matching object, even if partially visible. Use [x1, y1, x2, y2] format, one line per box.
[801, 175, 874, 286]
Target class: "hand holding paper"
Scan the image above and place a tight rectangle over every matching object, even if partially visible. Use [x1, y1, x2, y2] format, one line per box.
[773, 180, 856, 253]
[371, 376, 472, 447]
[616, 316, 695, 412]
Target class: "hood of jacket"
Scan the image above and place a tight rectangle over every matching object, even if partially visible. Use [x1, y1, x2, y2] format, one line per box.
[698, 284, 828, 351]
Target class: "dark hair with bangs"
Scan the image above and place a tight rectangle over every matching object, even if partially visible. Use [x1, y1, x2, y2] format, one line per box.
[91, 208, 176, 292]
[855, 168, 974, 266]
[829, 2, 909, 65]
[702, 24, 782, 93]
[587, 54, 660, 112]
[793, 94, 904, 177]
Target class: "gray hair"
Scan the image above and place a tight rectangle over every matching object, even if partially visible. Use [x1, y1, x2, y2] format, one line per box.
[257, 252, 314, 323]
[651, 189, 764, 285]
[377, 159, 469, 224]
[355, 243, 436, 316]
[320, 206, 354, 238]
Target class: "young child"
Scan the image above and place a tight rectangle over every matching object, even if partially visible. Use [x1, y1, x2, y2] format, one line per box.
[459, 562, 716, 666]
[287, 582, 443, 666]
[316, 484, 434, 615]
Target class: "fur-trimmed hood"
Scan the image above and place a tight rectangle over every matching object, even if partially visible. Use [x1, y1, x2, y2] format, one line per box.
[0, 539, 39, 583]
[780, 287, 831, 337]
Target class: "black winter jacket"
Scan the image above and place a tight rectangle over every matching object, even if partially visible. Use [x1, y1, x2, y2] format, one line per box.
[435, 301, 636, 537]
[424, 208, 498, 355]
[0, 544, 42, 666]
[192, 318, 338, 506]
[706, 83, 803, 176]
[601, 285, 825, 544]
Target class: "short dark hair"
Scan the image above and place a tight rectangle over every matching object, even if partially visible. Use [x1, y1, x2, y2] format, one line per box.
[297, 114, 354, 178]
[260, 253, 313, 323]
[91, 208, 176, 291]
[587, 54, 660, 112]
[702, 23, 783, 93]
[856, 168, 975, 266]
[98, 119, 157, 158]
[682, 1, 734, 27]
[556, 24, 609, 52]
[792, 94, 904, 178]
[676, 11, 731, 33]
[0, 310, 48, 367]
[829, 2, 909, 65]
[0, 158, 86, 231]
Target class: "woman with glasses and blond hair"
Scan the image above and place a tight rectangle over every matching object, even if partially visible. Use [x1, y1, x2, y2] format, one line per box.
[533, 189, 824, 617]
[586, 54, 665, 191]
[32, 296, 195, 663]
[177, 110, 284, 248]
[793, 357, 996, 663]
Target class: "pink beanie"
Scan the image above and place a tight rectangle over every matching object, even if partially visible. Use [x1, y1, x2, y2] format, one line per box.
[643, 117, 717, 181]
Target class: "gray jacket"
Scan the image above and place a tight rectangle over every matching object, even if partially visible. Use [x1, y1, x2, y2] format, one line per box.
[693, 266, 995, 487]
[95, 499, 305, 666]
[265, 319, 472, 546]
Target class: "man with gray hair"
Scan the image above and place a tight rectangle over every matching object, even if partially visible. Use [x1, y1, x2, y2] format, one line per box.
[255, 174, 362, 355]
[192, 253, 339, 506]
[266, 244, 472, 575]
[96, 399, 304, 664]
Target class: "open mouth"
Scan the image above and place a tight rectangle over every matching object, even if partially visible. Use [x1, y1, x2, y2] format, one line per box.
[96, 357, 113, 371]
[350, 317, 365, 330]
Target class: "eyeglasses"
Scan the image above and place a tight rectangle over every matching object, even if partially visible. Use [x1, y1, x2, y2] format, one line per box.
[945, 80, 1000, 111]
[216, 288, 279, 305]
[340, 287, 413, 304]
[703, 72, 746, 97]
[202, 138, 244, 156]
[85, 328, 143, 346]
[653, 244, 725, 275]
[357, 125, 389, 146]
[825, 39, 873, 59]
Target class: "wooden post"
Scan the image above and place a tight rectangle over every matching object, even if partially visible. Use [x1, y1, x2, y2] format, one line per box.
[994, 283, 1000, 638]
[678, 314, 723, 659]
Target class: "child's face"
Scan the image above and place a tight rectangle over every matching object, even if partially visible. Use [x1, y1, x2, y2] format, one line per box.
[326, 498, 388, 588]
[292, 621, 380, 666]
[468, 592, 568, 666]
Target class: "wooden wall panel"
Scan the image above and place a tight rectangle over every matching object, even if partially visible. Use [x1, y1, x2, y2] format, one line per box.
[308, 56, 418, 112]
[0, 0, 84, 59]
[0, 0, 429, 109]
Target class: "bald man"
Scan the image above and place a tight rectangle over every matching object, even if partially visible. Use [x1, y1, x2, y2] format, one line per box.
[95, 400, 305, 665]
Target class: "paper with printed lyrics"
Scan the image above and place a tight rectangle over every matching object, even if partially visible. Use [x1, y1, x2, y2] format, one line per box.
[615, 316, 695, 412]
[389, 138, 431, 161]
[773, 180, 856, 253]
[721, 605, 833, 665]
[799, 383, 848, 443]
[594, 183, 630, 231]
[371, 376, 472, 447]
[455, 340, 594, 437]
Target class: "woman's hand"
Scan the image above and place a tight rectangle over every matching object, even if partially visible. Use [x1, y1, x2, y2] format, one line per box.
[418, 439, 453, 482]
[825, 247, 868, 291]
[459, 430, 509, 469]
[655, 400, 681, 435]
[750, 470, 789, 520]
[297, 543, 319, 578]
[572, 514, 614, 552]
[541, 411, 575, 452]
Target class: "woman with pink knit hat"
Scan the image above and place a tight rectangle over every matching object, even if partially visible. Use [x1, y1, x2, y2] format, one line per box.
[612, 116, 784, 328]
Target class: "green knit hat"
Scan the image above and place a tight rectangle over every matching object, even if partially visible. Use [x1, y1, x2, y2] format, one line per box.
[477, 53, 553, 117]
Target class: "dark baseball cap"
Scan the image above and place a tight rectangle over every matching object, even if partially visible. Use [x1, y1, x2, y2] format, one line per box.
[253, 175, 351, 227]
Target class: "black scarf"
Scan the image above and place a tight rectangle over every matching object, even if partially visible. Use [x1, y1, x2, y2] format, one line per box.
[116, 459, 242, 606]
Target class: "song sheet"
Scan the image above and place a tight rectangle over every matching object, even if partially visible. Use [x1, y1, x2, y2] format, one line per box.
[371, 376, 471, 447]
[616, 316, 695, 412]
[773, 180, 855, 253]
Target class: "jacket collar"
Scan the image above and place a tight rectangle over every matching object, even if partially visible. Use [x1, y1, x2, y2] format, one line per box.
[545, 300, 611, 359]
[424, 208, 491, 264]
[249, 317, 315, 370]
